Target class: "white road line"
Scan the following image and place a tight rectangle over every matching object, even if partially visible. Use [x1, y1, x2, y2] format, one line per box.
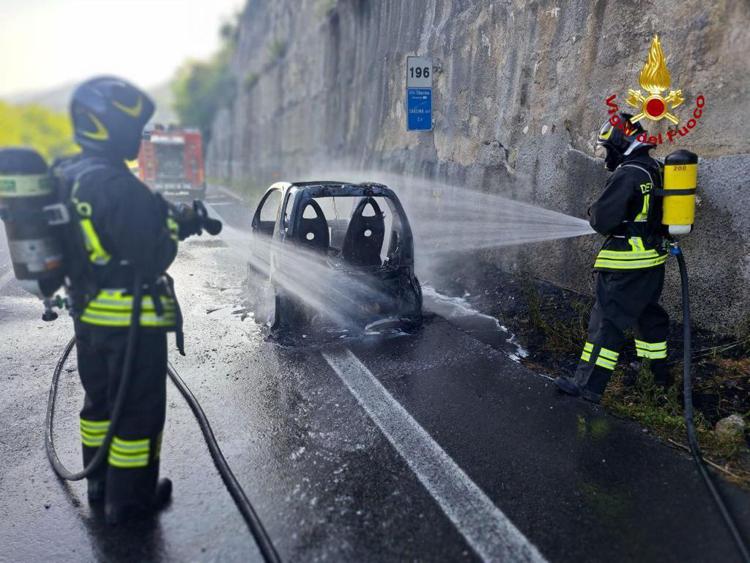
[216, 185, 245, 202]
[321, 347, 547, 563]
[0, 269, 14, 292]
[205, 200, 236, 207]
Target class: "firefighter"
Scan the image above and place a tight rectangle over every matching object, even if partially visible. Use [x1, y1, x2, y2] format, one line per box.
[56, 77, 200, 524]
[555, 113, 671, 403]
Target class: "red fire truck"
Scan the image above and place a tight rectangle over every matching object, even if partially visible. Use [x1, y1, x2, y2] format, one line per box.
[137, 125, 206, 201]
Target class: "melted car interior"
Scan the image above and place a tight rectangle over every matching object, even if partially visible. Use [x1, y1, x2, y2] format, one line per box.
[295, 195, 400, 268]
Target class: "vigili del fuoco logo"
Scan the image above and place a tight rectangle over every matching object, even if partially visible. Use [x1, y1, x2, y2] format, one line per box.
[604, 35, 706, 145]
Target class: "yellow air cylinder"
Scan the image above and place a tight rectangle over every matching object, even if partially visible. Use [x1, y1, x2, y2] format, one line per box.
[663, 149, 698, 236]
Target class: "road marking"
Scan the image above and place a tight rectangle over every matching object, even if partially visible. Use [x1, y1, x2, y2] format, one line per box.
[205, 200, 236, 207]
[321, 347, 547, 563]
[216, 185, 245, 202]
[0, 269, 14, 292]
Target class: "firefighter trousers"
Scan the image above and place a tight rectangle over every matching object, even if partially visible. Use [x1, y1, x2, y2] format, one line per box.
[574, 266, 670, 399]
[75, 321, 167, 509]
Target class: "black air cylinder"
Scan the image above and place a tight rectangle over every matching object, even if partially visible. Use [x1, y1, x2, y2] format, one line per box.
[0, 148, 64, 296]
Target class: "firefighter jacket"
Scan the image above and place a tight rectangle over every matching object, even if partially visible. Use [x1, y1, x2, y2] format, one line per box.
[55, 153, 180, 328]
[589, 150, 668, 271]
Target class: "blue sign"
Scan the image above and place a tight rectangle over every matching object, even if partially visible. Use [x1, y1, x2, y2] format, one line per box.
[407, 88, 432, 131]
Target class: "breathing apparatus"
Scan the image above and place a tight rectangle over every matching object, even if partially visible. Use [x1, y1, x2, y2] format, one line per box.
[0, 148, 68, 305]
[597, 113, 699, 235]
[0, 146, 222, 321]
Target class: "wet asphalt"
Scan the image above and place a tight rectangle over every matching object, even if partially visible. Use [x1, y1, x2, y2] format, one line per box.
[1, 188, 749, 562]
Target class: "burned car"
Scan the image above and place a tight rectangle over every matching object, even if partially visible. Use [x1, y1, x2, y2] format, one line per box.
[247, 181, 422, 333]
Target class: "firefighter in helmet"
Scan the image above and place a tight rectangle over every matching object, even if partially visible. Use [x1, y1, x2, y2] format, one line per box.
[55, 77, 200, 524]
[555, 113, 672, 403]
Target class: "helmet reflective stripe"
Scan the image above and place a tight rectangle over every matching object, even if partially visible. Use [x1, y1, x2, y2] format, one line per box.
[81, 113, 110, 141]
[113, 96, 143, 118]
[597, 122, 614, 143]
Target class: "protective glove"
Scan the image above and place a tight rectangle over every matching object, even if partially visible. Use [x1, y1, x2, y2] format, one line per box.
[172, 202, 204, 240]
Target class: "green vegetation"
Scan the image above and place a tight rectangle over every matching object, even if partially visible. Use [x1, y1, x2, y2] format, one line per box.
[0, 101, 77, 161]
[605, 366, 750, 486]
[516, 280, 750, 487]
[267, 38, 287, 62]
[171, 13, 240, 143]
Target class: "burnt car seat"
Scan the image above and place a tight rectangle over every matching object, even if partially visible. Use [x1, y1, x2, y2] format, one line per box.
[298, 199, 330, 252]
[342, 197, 385, 267]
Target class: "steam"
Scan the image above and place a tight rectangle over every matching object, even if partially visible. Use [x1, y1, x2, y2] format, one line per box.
[206, 171, 594, 331]
[202, 212, 394, 329]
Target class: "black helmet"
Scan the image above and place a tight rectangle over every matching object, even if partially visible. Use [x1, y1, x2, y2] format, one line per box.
[70, 76, 154, 160]
[596, 112, 652, 171]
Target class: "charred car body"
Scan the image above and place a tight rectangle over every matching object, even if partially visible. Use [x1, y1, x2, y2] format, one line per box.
[248, 181, 422, 333]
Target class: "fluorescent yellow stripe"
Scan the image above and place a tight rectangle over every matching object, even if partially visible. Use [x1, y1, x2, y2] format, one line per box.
[108, 453, 149, 468]
[78, 218, 111, 265]
[112, 437, 150, 449]
[629, 237, 646, 252]
[595, 356, 616, 370]
[109, 437, 150, 467]
[597, 249, 663, 260]
[583, 342, 594, 352]
[80, 418, 110, 447]
[634, 340, 667, 351]
[82, 437, 105, 447]
[594, 256, 667, 270]
[635, 194, 650, 222]
[80, 429, 107, 440]
[80, 418, 110, 430]
[111, 444, 150, 455]
[598, 347, 619, 361]
[167, 217, 179, 242]
[80, 310, 176, 327]
[581, 351, 591, 362]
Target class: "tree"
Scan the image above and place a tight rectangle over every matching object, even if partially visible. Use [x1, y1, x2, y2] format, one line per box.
[171, 13, 240, 144]
[0, 101, 78, 161]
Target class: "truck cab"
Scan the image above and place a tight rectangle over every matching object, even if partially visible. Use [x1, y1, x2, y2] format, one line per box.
[137, 125, 206, 201]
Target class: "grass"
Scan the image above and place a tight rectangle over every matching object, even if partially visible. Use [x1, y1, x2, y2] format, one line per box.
[604, 365, 750, 485]
[517, 279, 750, 487]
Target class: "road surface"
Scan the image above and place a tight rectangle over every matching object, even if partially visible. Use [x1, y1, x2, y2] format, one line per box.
[0, 188, 748, 562]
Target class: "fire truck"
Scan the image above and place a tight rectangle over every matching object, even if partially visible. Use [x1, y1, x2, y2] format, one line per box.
[137, 125, 206, 201]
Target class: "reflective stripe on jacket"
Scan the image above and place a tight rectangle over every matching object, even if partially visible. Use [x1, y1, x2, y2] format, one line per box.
[80, 289, 177, 327]
[590, 153, 667, 272]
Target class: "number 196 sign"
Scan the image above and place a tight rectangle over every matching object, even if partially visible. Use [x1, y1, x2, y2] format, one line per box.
[406, 56, 433, 131]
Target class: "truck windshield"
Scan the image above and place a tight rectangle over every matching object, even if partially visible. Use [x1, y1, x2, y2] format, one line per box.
[155, 143, 184, 180]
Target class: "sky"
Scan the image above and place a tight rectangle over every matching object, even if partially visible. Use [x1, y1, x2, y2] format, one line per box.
[0, 0, 245, 97]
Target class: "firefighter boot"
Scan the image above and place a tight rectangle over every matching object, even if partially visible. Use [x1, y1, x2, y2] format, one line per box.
[578, 367, 611, 404]
[555, 375, 581, 397]
[105, 478, 173, 525]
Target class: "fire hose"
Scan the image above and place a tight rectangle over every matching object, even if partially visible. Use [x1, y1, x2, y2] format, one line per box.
[45, 271, 281, 560]
[672, 242, 750, 562]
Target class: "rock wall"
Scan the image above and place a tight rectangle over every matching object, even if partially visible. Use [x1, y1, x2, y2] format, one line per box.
[208, 0, 750, 334]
